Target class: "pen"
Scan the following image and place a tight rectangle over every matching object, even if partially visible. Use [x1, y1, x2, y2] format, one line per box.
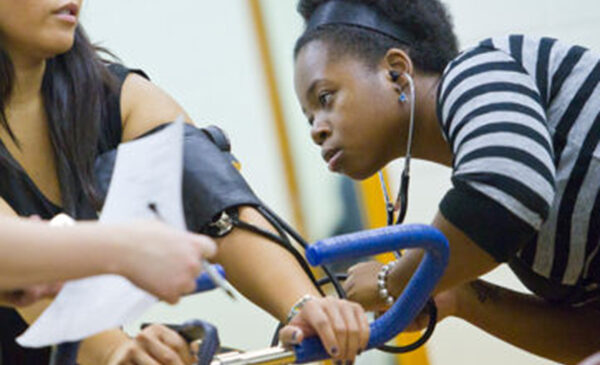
[148, 203, 236, 300]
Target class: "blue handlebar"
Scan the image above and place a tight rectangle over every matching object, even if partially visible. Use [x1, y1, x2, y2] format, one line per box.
[195, 264, 226, 293]
[294, 224, 449, 363]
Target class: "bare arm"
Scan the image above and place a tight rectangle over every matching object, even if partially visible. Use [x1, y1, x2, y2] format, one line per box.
[0, 200, 214, 305]
[382, 211, 598, 364]
[120, 73, 325, 319]
[345, 211, 499, 311]
[454, 280, 600, 365]
[0, 217, 120, 288]
[120, 74, 369, 362]
[214, 207, 321, 320]
[387, 211, 499, 297]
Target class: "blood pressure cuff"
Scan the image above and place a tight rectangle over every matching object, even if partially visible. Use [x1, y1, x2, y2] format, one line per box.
[94, 123, 262, 236]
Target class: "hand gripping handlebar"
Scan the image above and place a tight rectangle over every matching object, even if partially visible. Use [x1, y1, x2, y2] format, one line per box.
[294, 224, 449, 363]
[210, 224, 449, 365]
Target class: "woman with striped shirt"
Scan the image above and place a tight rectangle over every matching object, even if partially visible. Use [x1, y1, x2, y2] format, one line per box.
[293, 0, 600, 363]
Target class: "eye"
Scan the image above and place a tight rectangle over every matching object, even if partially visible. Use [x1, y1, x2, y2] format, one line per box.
[318, 91, 333, 107]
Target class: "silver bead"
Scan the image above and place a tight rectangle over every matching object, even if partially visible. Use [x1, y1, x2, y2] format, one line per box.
[378, 271, 386, 280]
[379, 288, 389, 298]
[385, 296, 395, 306]
[377, 279, 385, 288]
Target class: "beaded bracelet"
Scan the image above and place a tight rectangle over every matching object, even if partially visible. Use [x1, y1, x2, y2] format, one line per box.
[285, 294, 315, 324]
[377, 261, 397, 306]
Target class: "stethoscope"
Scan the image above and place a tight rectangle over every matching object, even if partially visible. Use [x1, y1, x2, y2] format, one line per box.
[374, 72, 438, 353]
[378, 71, 416, 229]
[266, 72, 436, 353]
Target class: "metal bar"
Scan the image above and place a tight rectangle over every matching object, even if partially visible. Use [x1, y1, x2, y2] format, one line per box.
[211, 347, 296, 365]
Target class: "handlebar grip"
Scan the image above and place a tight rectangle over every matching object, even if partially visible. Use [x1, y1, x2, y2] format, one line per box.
[194, 264, 226, 293]
[306, 224, 446, 265]
[295, 224, 449, 363]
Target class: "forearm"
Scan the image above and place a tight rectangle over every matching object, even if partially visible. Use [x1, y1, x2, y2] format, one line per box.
[387, 212, 498, 298]
[214, 207, 321, 321]
[77, 329, 131, 365]
[457, 280, 600, 364]
[0, 218, 121, 289]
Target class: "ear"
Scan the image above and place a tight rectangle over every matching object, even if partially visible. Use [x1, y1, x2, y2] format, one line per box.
[381, 48, 414, 87]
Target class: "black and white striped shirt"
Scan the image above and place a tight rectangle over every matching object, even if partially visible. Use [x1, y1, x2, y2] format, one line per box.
[437, 35, 600, 303]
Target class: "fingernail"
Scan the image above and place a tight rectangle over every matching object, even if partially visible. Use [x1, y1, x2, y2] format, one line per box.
[291, 330, 300, 344]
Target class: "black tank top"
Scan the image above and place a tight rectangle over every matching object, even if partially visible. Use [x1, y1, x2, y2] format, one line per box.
[0, 64, 146, 365]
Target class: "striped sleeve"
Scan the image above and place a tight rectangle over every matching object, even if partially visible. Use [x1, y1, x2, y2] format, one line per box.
[437, 46, 557, 262]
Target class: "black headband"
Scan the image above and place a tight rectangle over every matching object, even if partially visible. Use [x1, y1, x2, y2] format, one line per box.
[306, 0, 413, 45]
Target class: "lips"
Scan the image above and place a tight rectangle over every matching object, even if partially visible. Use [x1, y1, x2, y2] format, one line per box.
[54, 2, 79, 16]
[322, 147, 343, 172]
[322, 147, 340, 164]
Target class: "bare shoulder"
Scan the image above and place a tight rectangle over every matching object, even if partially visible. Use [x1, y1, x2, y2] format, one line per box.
[119, 73, 194, 142]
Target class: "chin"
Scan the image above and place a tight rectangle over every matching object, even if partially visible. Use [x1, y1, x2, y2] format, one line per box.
[343, 158, 388, 180]
[344, 167, 379, 181]
[40, 34, 75, 57]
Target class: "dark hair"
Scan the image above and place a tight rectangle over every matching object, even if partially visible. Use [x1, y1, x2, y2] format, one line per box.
[0, 25, 117, 213]
[294, 0, 459, 74]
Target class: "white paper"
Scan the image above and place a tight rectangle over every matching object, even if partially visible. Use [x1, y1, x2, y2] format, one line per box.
[18, 118, 186, 348]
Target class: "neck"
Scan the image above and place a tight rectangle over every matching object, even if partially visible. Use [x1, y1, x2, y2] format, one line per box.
[410, 71, 452, 167]
[6, 47, 46, 109]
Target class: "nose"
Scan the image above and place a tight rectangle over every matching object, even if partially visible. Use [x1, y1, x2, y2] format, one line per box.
[310, 117, 331, 146]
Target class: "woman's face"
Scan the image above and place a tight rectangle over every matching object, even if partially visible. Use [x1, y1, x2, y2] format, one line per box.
[294, 41, 408, 180]
[0, 0, 82, 59]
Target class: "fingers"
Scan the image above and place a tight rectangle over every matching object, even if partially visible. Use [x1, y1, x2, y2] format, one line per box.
[295, 300, 340, 359]
[191, 234, 217, 259]
[322, 298, 350, 360]
[135, 334, 183, 365]
[342, 278, 354, 293]
[136, 325, 193, 365]
[156, 326, 195, 365]
[106, 340, 160, 365]
[356, 303, 370, 353]
[181, 277, 197, 298]
[278, 325, 304, 346]
[339, 302, 366, 359]
[129, 349, 161, 365]
[291, 298, 369, 362]
[324, 299, 367, 362]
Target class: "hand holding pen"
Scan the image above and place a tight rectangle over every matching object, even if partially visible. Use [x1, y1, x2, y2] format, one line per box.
[147, 203, 236, 300]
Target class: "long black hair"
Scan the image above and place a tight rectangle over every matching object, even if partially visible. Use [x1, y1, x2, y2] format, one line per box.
[0, 25, 118, 213]
[295, 0, 459, 74]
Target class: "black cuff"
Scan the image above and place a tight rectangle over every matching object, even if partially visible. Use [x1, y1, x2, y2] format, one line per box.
[94, 123, 262, 236]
